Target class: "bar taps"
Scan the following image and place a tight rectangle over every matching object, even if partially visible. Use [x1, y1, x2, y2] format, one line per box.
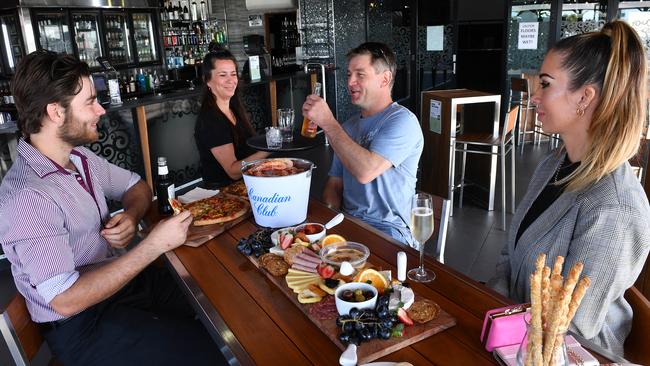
[304, 62, 326, 103]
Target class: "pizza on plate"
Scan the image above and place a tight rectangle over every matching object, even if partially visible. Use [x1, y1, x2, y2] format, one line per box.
[168, 194, 248, 226]
[221, 180, 248, 199]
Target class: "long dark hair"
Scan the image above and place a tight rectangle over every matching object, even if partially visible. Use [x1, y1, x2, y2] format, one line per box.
[199, 47, 255, 147]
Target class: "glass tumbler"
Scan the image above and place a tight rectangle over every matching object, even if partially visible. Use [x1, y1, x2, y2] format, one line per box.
[265, 127, 282, 150]
[516, 320, 569, 366]
[277, 108, 295, 143]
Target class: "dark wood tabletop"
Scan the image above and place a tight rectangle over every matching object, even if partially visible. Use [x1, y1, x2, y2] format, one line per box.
[150, 199, 525, 366]
[147, 198, 620, 365]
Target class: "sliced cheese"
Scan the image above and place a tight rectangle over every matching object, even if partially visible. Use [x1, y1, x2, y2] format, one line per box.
[297, 292, 322, 304]
[287, 279, 320, 287]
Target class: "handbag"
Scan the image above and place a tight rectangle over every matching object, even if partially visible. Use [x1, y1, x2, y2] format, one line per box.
[480, 304, 529, 352]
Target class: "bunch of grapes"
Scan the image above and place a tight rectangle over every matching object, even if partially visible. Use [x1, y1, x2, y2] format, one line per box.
[236, 228, 274, 257]
[336, 294, 398, 345]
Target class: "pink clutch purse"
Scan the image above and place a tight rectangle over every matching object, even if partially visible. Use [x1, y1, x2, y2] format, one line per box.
[480, 304, 529, 352]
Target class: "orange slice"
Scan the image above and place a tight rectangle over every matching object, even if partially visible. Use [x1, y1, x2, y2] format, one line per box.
[321, 234, 346, 247]
[354, 268, 389, 293]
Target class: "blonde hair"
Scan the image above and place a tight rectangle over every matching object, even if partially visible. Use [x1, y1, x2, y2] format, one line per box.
[552, 20, 647, 191]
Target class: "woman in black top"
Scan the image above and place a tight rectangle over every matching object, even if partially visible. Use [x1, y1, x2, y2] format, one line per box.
[195, 48, 269, 189]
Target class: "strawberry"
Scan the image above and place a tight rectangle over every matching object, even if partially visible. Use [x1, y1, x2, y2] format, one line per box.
[397, 308, 413, 326]
[281, 233, 294, 250]
[317, 264, 335, 279]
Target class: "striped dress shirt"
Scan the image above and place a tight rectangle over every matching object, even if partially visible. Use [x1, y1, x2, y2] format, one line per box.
[0, 139, 140, 322]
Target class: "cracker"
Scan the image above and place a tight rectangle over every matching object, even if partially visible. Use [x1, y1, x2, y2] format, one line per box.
[406, 299, 440, 324]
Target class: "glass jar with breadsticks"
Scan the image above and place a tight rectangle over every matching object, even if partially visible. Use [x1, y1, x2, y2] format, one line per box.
[516, 253, 591, 366]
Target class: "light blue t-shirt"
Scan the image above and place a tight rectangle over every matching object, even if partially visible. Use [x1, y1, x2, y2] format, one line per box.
[329, 102, 424, 247]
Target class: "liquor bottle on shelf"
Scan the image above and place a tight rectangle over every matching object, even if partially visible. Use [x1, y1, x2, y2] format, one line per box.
[191, 1, 198, 21]
[183, 4, 190, 20]
[167, 2, 175, 21]
[158, 0, 168, 22]
[129, 74, 136, 93]
[200, 0, 208, 21]
[156, 156, 175, 216]
[173, 2, 180, 21]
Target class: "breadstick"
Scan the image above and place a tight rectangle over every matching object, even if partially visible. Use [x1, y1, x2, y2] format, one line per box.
[535, 253, 547, 273]
[529, 271, 544, 366]
[548, 262, 584, 365]
[541, 266, 551, 327]
[551, 256, 564, 277]
[542, 274, 566, 366]
[565, 276, 590, 326]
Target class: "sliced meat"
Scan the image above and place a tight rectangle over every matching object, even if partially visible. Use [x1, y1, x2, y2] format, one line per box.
[301, 250, 321, 260]
[296, 253, 321, 265]
[292, 263, 318, 273]
[293, 256, 319, 268]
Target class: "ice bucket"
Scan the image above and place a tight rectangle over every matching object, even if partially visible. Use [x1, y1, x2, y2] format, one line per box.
[241, 158, 314, 228]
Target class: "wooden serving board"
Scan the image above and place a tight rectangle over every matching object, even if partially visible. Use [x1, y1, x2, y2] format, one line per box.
[183, 209, 251, 247]
[246, 255, 457, 364]
[145, 195, 251, 247]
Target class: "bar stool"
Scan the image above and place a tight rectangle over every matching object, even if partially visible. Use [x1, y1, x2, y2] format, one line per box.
[450, 106, 519, 230]
[509, 77, 537, 154]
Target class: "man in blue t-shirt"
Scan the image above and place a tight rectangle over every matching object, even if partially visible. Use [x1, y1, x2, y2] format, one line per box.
[302, 42, 424, 247]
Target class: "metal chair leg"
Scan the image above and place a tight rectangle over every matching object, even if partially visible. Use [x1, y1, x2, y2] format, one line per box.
[459, 144, 467, 208]
[449, 143, 456, 217]
[519, 107, 529, 155]
[501, 145, 506, 231]
[510, 141, 516, 213]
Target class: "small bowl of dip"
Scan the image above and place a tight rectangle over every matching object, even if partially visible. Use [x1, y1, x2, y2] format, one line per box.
[319, 241, 370, 269]
[294, 222, 326, 243]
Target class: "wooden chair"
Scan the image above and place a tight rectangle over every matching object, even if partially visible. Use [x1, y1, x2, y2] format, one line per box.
[0, 292, 54, 366]
[624, 286, 650, 365]
[450, 106, 519, 230]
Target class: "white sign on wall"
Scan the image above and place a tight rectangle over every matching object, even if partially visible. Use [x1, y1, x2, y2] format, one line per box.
[518, 22, 539, 50]
[426, 26, 444, 51]
[248, 15, 263, 27]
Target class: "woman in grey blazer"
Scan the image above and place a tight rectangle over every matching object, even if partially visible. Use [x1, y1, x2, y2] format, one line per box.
[488, 21, 650, 357]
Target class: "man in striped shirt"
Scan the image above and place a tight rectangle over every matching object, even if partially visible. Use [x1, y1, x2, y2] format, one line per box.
[0, 51, 226, 365]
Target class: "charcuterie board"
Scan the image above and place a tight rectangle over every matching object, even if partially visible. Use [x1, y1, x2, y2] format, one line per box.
[245, 254, 457, 364]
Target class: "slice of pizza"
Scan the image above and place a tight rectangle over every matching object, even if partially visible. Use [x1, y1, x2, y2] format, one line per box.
[168, 198, 184, 215]
[222, 180, 248, 199]
[172, 195, 249, 226]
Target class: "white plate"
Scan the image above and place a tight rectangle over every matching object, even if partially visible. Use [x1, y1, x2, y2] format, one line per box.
[177, 187, 220, 204]
[271, 227, 294, 246]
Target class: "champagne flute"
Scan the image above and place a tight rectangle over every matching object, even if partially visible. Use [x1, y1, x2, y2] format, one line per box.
[407, 193, 436, 282]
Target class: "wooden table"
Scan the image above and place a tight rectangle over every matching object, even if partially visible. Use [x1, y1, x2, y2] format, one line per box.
[155, 200, 510, 365]
[156, 200, 614, 365]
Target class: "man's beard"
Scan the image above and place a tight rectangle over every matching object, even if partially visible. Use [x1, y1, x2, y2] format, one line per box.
[58, 109, 98, 147]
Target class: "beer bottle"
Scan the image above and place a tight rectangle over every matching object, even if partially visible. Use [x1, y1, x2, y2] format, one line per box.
[301, 82, 322, 138]
[156, 157, 175, 215]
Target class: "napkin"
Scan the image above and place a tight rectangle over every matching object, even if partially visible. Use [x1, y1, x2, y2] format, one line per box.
[493, 335, 599, 366]
[177, 187, 219, 204]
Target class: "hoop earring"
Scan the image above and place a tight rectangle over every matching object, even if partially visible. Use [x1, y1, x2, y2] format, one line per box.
[576, 106, 585, 116]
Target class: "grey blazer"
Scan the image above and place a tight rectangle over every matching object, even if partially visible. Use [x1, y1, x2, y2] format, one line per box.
[487, 150, 650, 357]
